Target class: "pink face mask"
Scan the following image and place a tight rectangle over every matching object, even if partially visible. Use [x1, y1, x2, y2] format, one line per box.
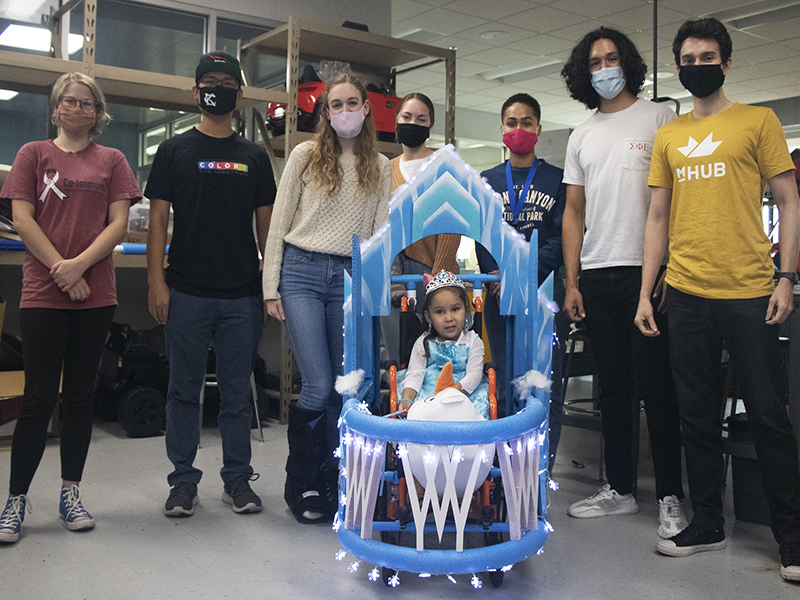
[502, 128, 538, 155]
[57, 109, 95, 134]
[330, 109, 365, 139]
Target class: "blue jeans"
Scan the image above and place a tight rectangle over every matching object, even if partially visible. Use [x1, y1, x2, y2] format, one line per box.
[579, 266, 683, 499]
[279, 245, 348, 449]
[165, 289, 263, 486]
[667, 286, 800, 543]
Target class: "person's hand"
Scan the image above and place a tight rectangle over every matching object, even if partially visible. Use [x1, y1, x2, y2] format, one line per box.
[487, 269, 501, 298]
[766, 278, 794, 324]
[148, 280, 170, 324]
[564, 287, 586, 322]
[399, 399, 411, 414]
[391, 290, 406, 308]
[653, 270, 669, 313]
[265, 298, 285, 321]
[67, 277, 90, 302]
[50, 258, 87, 292]
[634, 297, 660, 336]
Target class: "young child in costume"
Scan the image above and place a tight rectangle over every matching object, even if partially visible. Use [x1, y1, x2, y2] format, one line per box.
[399, 270, 490, 419]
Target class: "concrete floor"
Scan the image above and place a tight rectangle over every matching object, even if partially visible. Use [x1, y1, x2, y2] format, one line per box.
[1, 378, 799, 599]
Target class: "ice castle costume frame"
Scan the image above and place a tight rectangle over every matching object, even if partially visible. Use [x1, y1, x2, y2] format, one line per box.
[335, 145, 554, 584]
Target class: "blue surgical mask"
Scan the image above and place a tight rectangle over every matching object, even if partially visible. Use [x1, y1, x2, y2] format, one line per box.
[591, 66, 625, 100]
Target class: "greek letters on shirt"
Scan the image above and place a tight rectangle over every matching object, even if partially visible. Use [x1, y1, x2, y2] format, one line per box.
[675, 132, 726, 183]
[197, 160, 250, 175]
[501, 187, 556, 224]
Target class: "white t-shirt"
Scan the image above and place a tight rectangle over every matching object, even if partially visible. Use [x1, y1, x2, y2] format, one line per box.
[398, 156, 430, 184]
[563, 98, 675, 269]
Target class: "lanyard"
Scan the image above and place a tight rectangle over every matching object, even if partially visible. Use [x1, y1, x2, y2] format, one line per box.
[505, 159, 538, 224]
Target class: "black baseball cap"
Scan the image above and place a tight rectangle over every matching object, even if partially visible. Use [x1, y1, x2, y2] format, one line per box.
[195, 51, 243, 86]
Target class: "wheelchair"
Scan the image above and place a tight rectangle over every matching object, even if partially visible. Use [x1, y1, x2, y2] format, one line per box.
[333, 146, 554, 588]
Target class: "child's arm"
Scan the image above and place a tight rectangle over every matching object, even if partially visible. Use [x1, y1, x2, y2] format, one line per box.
[399, 335, 427, 412]
[458, 331, 485, 394]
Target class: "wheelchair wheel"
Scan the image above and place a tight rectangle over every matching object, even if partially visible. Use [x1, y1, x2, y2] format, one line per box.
[484, 531, 505, 588]
[489, 570, 504, 588]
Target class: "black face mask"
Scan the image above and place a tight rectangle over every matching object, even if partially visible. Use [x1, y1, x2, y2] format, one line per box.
[679, 64, 726, 99]
[396, 123, 430, 148]
[197, 85, 238, 115]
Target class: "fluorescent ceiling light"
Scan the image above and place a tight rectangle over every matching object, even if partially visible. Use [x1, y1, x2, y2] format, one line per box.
[0, 90, 19, 101]
[480, 60, 564, 85]
[710, 0, 800, 29]
[0, 25, 84, 54]
[4, 0, 48, 22]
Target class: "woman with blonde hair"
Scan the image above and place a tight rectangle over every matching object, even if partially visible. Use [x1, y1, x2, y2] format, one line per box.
[263, 71, 391, 523]
[0, 72, 140, 543]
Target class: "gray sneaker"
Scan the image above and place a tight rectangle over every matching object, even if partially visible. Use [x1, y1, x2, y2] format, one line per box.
[658, 495, 689, 539]
[567, 484, 639, 518]
[164, 482, 199, 517]
[222, 475, 262, 514]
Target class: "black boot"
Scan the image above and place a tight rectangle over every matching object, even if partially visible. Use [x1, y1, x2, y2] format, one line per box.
[285, 402, 328, 524]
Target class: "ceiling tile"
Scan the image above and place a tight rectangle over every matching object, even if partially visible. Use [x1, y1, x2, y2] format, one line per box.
[456, 76, 501, 93]
[457, 92, 503, 107]
[392, 0, 435, 23]
[549, 20, 620, 43]
[742, 18, 800, 43]
[734, 43, 800, 65]
[657, 0, 741, 15]
[499, 5, 588, 33]
[551, 0, 650, 19]
[606, 5, 692, 31]
[455, 22, 543, 47]
[396, 7, 485, 36]
[428, 35, 493, 57]
[465, 46, 539, 68]
[443, 0, 535, 21]
[505, 33, 579, 57]
[455, 58, 500, 77]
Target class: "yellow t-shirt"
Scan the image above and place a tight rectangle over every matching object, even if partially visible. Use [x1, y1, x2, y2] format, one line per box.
[648, 103, 793, 299]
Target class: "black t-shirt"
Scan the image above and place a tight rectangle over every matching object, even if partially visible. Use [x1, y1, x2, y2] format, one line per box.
[145, 128, 276, 298]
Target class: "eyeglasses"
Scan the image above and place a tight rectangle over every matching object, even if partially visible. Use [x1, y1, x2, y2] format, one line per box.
[60, 96, 98, 112]
[198, 77, 240, 90]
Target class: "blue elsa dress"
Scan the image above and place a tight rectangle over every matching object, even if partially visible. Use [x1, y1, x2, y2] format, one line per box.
[397, 338, 490, 420]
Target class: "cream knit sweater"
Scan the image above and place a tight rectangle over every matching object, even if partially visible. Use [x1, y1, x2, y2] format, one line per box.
[262, 140, 391, 299]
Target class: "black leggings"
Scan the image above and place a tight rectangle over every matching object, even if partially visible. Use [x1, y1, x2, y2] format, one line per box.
[9, 306, 115, 495]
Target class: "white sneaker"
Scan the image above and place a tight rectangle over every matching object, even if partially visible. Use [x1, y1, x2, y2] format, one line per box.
[658, 495, 689, 539]
[567, 483, 639, 518]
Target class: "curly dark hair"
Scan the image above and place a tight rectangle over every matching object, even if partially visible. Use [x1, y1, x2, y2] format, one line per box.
[672, 18, 732, 65]
[561, 27, 648, 110]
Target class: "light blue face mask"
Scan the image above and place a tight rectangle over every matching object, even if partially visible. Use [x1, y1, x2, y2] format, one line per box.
[591, 66, 625, 100]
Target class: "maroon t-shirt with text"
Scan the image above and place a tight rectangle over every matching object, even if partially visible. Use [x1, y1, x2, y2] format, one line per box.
[1, 139, 141, 309]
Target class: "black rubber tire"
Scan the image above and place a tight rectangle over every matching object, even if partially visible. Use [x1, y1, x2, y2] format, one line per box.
[119, 385, 166, 438]
[489, 570, 504, 588]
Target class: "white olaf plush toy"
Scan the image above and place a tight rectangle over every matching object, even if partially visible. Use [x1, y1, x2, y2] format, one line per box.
[406, 362, 494, 496]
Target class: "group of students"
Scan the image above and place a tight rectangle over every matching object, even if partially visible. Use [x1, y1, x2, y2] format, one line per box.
[0, 15, 798, 585]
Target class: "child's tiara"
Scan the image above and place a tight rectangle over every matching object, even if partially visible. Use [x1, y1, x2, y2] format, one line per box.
[424, 270, 465, 295]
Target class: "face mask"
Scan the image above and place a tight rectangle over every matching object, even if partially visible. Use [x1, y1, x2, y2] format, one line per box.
[330, 109, 365, 139]
[56, 109, 95, 133]
[396, 122, 429, 148]
[503, 128, 538, 155]
[679, 64, 726, 98]
[591, 66, 626, 100]
[198, 85, 238, 115]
